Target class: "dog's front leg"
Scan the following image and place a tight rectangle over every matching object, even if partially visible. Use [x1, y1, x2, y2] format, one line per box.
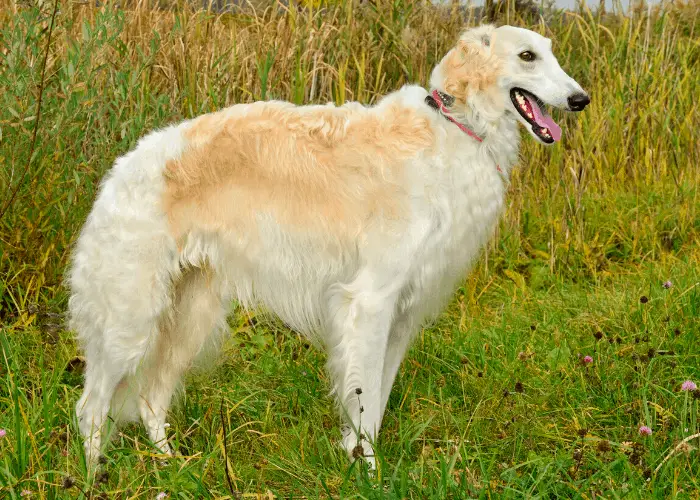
[380, 312, 418, 423]
[326, 275, 399, 470]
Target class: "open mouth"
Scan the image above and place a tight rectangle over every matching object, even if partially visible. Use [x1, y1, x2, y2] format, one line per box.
[509, 88, 562, 143]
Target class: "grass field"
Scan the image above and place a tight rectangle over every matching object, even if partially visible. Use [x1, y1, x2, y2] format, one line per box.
[1, 0, 699, 497]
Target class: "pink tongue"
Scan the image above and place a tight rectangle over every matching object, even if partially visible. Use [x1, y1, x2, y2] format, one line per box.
[528, 97, 562, 141]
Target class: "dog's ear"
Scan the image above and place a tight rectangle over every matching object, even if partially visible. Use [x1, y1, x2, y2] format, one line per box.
[440, 25, 499, 103]
[459, 24, 495, 48]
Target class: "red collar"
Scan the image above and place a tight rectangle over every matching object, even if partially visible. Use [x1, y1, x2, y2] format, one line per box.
[429, 90, 484, 143]
[427, 90, 503, 174]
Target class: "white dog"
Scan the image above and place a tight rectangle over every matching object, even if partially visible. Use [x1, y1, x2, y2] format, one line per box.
[68, 24, 589, 468]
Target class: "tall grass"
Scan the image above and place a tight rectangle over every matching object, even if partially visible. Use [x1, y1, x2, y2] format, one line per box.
[0, 0, 697, 311]
[0, 0, 698, 497]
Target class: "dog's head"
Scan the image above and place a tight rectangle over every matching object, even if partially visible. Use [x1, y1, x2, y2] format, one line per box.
[430, 24, 589, 144]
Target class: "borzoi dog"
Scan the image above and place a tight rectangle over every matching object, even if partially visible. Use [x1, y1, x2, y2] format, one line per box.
[68, 24, 589, 468]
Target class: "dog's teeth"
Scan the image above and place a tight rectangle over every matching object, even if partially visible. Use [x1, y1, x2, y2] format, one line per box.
[527, 113, 533, 119]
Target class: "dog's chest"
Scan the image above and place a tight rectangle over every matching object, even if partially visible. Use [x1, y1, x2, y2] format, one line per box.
[401, 157, 506, 321]
[438, 167, 504, 268]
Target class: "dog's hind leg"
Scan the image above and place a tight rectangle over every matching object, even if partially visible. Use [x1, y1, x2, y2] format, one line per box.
[75, 310, 166, 465]
[75, 349, 131, 465]
[137, 266, 229, 457]
[326, 271, 399, 469]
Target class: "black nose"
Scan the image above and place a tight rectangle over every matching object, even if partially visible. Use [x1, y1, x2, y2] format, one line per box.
[567, 93, 590, 111]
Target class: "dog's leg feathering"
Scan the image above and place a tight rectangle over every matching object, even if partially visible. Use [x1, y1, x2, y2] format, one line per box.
[138, 266, 229, 458]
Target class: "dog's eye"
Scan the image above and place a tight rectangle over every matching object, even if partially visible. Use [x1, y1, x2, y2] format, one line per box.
[519, 51, 536, 62]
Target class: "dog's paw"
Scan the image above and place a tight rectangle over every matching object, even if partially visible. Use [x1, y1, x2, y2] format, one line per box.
[158, 442, 174, 456]
[341, 433, 376, 470]
[154, 442, 177, 466]
[83, 439, 103, 469]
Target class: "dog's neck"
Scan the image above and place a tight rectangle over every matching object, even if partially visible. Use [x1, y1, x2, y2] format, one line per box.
[427, 88, 521, 177]
[425, 90, 485, 144]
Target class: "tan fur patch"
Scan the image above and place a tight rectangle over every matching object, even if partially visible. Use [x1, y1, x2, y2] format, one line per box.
[163, 100, 435, 247]
[442, 39, 502, 104]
